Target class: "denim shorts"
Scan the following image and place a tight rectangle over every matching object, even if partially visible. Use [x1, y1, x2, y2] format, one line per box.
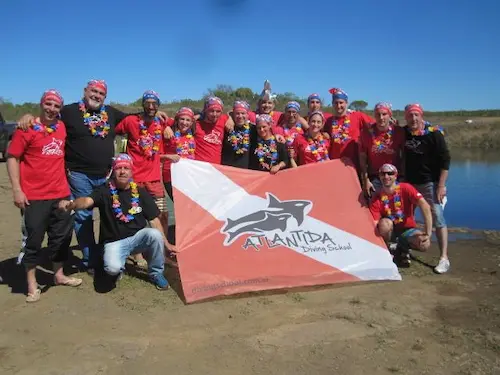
[414, 182, 447, 228]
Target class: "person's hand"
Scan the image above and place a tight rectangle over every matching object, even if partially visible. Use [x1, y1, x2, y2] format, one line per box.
[17, 114, 35, 131]
[58, 199, 73, 211]
[163, 126, 174, 139]
[322, 132, 330, 140]
[156, 111, 169, 122]
[270, 165, 281, 174]
[363, 179, 375, 198]
[13, 190, 29, 209]
[276, 134, 285, 144]
[170, 155, 181, 163]
[419, 233, 431, 248]
[436, 185, 447, 203]
[225, 117, 235, 132]
[261, 162, 270, 170]
[288, 148, 295, 159]
[164, 239, 178, 253]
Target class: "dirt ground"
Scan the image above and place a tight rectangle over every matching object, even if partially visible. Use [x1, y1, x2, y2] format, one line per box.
[0, 169, 499, 375]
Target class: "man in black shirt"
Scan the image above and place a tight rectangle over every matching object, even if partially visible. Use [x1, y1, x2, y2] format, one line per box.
[58, 154, 172, 290]
[18, 80, 168, 272]
[222, 101, 257, 168]
[404, 103, 451, 274]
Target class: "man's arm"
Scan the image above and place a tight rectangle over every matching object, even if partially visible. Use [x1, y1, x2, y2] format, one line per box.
[435, 132, 450, 202]
[149, 217, 176, 252]
[58, 197, 94, 212]
[417, 198, 433, 236]
[6, 156, 30, 209]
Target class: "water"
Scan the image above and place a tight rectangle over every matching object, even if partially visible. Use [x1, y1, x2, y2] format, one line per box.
[417, 148, 500, 230]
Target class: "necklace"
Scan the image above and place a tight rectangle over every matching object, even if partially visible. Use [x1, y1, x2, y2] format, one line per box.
[109, 180, 141, 223]
[228, 122, 251, 154]
[410, 121, 444, 136]
[369, 124, 394, 152]
[79, 100, 110, 138]
[174, 130, 196, 159]
[255, 137, 278, 167]
[331, 111, 352, 144]
[32, 117, 58, 134]
[138, 116, 162, 158]
[283, 123, 304, 148]
[380, 183, 404, 224]
[307, 134, 330, 162]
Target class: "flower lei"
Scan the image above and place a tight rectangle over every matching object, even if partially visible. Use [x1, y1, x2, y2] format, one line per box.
[32, 118, 58, 134]
[283, 124, 304, 148]
[255, 137, 278, 167]
[380, 183, 404, 224]
[307, 134, 330, 162]
[138, 117, 162, 158]
[79, 100, 110, 138]
[109, 180, 141, 223]
[174, 130, 196, 159]
[331, 111, 352, 144]
[229, 122, 250, 154]
[410, 121, 445, 136]
[369, 124, 394, 152]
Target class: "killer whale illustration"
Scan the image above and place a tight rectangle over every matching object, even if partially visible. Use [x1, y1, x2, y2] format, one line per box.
[224, 212, 292, 244]
[221, 193, 312, 245]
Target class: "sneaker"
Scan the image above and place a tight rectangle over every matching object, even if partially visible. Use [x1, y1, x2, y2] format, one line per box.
[150, 274, 170, 290]
[434, 258, 450, 274]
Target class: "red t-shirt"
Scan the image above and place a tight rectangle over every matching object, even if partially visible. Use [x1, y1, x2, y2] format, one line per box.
[8, 122, 70, 200]
[115, 115, 165, 183]
[360, 124, 406, 176]
[369, 182, 423, 230]
[293, 134, 331, 165]
[162, 133, 196, 182]
[275, 124, 305, 148]
[324, 111, 373, 167]
[195, 114, 229, 164]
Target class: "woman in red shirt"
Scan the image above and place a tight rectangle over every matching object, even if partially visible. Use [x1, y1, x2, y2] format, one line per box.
[292, 111, 330, 166]
[161, 107, 196, 200]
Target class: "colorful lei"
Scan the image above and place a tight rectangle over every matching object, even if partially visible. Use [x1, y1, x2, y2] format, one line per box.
[229, 122, 250, 154]
[283, 123, 304, 148]
[380, 182, 404, 224]
[410, 121, 444, 136]
[174, 130, 196, 159]
[138, 117, 162, 158]
[369, 124, 394, 152]
[79, 100, 110, 138]
[32, 118, 58, 134]
[255, 136, 278, 167]
[307, 134, 330, 162]
[331, 111, 352, 144]
[109, 180, 141, 223]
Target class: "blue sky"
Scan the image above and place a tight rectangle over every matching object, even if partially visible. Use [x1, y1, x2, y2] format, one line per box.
[2, 0, 499, 110]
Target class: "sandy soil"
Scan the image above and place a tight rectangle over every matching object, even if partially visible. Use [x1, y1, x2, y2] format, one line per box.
[0, 168, 499, 375]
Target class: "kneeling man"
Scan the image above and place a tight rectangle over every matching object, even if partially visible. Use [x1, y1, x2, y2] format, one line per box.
[59, 154, 172, 290]
[369, 164, 433, 267]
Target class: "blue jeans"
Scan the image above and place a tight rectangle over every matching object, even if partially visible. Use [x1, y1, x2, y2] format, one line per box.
[103, 228, 165, 278]
[68, 170, 107, 267]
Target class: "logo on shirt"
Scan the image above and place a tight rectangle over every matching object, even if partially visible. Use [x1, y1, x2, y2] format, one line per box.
[371, 143, 395, 155]
[42, 138, 64, 156]
[405, 139, 423, 154]
[204, 130, 222, 145]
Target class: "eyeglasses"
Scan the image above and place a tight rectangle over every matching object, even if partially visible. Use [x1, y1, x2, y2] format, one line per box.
[379, 171, 396, 176]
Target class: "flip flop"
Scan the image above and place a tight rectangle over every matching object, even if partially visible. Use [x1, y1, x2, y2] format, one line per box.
[128, 256, 148, 269]
[55, 277, 83, 287]
[26, 288, 41, 303]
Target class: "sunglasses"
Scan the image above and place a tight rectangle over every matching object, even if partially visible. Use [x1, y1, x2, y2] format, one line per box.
[379, 171, 396, 176]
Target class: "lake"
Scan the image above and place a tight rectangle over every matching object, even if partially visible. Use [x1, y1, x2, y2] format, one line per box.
[166, 147, 500, 231]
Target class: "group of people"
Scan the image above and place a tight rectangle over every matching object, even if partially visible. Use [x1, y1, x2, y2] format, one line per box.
[6, 79, 451, 302]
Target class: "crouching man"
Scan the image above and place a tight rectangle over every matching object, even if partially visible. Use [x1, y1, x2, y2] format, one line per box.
[58, 154, 173, 290]
[369, 164, 433, 267]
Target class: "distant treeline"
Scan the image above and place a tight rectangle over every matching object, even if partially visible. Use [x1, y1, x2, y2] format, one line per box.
[1, 84, 500, 121]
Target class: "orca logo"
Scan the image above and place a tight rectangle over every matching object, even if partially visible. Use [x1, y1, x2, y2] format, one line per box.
[221, 193, 312, 245]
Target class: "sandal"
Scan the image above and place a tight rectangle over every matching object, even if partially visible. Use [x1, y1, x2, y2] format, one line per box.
[55, 277, 83, 287]
[128, 256, 148, 269]
[26, 288, 41, 303]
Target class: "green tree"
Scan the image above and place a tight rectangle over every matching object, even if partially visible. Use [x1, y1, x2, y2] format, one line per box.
[349, 100, 368, 111]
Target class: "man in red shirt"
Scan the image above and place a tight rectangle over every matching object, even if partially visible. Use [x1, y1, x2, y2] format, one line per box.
[115, 90, 171, 267]
[7, 90, 83, 302]
[194, 96, 229, 164]
[360, 102, 405, 198]
[305, 93, 333, 121]
[369, 164, 433, 267]
[323, 88, 373, 169]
